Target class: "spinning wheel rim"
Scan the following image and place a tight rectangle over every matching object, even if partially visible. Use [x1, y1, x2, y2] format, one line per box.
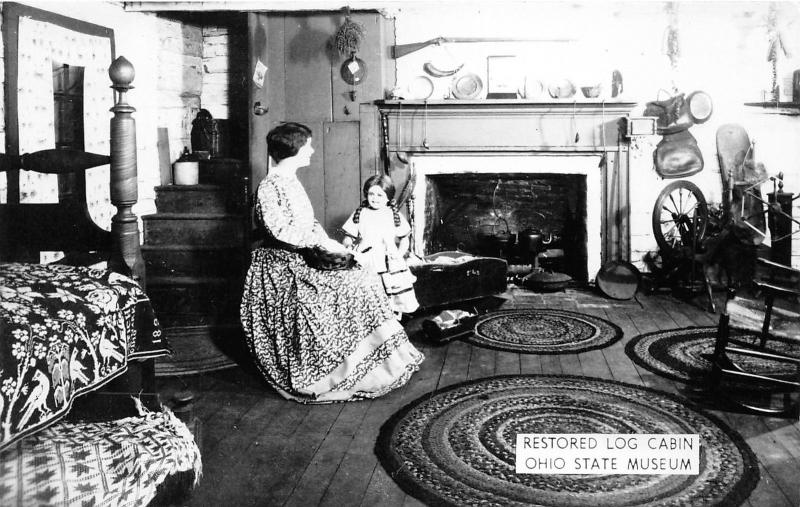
[652, 180, 709, 255]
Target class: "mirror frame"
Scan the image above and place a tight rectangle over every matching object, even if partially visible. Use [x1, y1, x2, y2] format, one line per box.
[2, 2, 115, 204]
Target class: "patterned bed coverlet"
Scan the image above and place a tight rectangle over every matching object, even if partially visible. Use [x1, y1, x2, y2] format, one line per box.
[0, 263, 169, 450]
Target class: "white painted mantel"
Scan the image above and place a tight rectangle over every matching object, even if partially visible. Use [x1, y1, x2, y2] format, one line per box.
[360, 100, 637, 271]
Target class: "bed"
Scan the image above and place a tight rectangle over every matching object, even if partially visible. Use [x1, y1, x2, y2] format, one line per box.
[0, 55, 200, 506]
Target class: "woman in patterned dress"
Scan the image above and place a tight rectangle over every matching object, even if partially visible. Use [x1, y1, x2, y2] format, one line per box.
[240, 122, 424, 403]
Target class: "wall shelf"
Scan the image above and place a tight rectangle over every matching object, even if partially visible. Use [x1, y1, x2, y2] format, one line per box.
[744, 101, 800, 115]
[744, 101, 800, 108]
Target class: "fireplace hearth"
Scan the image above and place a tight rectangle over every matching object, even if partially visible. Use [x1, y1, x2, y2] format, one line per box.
[411, 154, 602, 281]
[420, 170, 588, 281]
[362, 99, 637, 280]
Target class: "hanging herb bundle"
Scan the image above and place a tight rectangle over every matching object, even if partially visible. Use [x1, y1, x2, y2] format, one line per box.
[765, 3, 790, 100]
[334, 13, 366, 57]
[662, 3, 680, 73]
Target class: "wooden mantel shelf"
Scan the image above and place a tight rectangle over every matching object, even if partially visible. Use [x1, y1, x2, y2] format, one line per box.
[373, 99, 637, 153]
[376, 99, 638, 114]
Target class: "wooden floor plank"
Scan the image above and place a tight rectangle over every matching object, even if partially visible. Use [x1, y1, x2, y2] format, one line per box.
[467, 343, 496, 380]
[437, 339, 473, 388]
[559, 352, 582, 377]
[357, 342, 447, 507]
[193, 401, 312, 506]
[586, 307, 643, 386]
[540, 351, 563, 375]
[265, 403, 346, 505]
[495, 350, 522, 376]
[156, 289, 798, 506]
[360, 465, 407, 507]
[576, 348, 613, 380]
[193, 394, 295, 504]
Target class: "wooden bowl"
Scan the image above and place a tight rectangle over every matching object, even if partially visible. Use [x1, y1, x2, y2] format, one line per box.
[581, 85, 602, 98]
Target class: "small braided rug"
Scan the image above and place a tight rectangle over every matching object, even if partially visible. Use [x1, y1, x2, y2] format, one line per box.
[466, 309, 623, 354]
[625, 326, 800, 386]
[376, 375, 758, 507]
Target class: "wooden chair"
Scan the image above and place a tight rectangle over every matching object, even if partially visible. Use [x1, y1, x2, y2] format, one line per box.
[709, 257, 800, 416]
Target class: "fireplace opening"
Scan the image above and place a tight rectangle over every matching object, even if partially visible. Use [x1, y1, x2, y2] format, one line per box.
[421, 173, 588, 282]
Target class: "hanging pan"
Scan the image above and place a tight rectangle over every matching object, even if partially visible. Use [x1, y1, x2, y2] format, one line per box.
[596, 260, 641, 300]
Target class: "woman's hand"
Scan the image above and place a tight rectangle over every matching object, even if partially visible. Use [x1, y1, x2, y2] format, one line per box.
[319, 238, 348, 254]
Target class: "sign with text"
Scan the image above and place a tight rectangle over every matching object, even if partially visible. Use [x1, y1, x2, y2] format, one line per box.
[515, 434, 700, 475]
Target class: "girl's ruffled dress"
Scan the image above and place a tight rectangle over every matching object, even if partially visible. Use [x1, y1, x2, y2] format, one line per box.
[341, 206, 420, 315]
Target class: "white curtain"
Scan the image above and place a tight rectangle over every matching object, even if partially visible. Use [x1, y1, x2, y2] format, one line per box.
[14, 16, 114, 232]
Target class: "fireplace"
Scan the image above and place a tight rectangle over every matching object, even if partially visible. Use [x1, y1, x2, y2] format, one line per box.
[411, 155, 600, 281]
[361, 100, 636, 281]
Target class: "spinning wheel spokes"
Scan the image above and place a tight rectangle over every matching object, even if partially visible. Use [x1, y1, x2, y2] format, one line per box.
[652, 180, 709, 255]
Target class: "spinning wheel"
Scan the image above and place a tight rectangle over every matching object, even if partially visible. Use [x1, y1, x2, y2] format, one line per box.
[652, 180, 709, 256]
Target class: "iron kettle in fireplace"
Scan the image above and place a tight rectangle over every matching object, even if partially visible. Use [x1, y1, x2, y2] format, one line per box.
[518, 228, 553, 259]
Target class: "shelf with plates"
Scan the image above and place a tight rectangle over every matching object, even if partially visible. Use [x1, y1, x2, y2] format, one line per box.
[372, 99, 638, 153]
[377, 99, 637, 109]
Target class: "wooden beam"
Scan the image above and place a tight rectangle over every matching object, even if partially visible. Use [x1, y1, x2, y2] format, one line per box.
[124, 1, 393, 12]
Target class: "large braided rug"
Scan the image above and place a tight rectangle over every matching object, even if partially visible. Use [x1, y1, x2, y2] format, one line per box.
[376, 375, 758, 507]
[625, 326, 800, 386]
[465, 309, 623, 354]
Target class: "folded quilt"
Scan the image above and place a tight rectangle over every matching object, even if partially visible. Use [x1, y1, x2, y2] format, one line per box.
[0, 403, 201, 507]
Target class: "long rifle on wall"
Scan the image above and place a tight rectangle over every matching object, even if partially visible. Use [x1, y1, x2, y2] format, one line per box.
[392, 36, 574, 59]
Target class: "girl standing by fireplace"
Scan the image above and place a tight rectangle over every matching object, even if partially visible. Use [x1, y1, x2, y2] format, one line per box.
[342, 175, 420, 317]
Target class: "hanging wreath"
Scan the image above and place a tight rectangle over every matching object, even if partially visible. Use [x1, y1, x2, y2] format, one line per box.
[334, 12, 366, 57]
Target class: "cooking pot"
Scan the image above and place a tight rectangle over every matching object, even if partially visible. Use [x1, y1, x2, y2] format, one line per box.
[494, 229, 516, 249]
[519, 228, 552, 256]
[476, 218, 515, 254]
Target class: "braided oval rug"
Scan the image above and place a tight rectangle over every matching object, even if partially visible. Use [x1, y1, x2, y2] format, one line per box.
[625, 326, 800, 386]
[465, 309, 623, 354]
[376, 375, 758, 507]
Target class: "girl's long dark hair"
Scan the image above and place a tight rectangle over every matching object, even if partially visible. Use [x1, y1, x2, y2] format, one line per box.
[353, 174, 401, 226]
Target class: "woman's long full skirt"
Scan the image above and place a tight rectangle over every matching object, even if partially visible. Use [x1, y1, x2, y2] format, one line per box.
[240, 248, 424, 402]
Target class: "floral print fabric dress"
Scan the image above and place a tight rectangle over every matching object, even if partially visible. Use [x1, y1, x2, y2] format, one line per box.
[240, 173, 424, 403]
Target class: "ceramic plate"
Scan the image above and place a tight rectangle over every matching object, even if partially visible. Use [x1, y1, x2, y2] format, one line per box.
[451, 73, 483, 100]
[548, 78, 576, 99]
[407, 75, 435, 100]
[520, 76, 544, 99]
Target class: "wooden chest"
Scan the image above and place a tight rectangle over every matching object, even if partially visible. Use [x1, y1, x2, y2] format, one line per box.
[410, 251, 508, 310]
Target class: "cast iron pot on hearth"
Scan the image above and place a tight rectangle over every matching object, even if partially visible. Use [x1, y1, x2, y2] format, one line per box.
[476, 218, 515, 257]
[518, 228, 552, 262]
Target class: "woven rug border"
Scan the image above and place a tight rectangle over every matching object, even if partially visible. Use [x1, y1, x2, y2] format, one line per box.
[375, 373, 760, 507]
[624, 325, 717, 384]
[465, 308, 624, 355]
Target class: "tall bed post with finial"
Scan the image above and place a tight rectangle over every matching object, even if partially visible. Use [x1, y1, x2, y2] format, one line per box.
[107, 56, 145, 286]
